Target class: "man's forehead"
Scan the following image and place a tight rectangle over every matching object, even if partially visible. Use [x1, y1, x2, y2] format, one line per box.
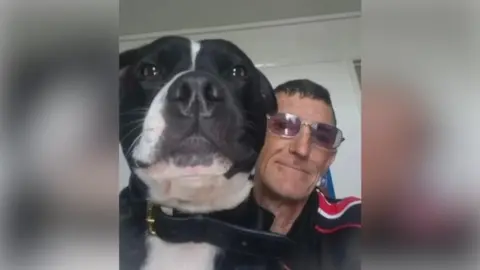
[275, 92, 334, 123]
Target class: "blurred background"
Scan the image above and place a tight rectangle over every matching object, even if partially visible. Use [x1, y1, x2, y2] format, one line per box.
[0, 0, 478, 269]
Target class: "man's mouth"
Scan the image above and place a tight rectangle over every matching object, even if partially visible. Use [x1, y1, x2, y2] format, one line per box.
[276, 161, 309, 174]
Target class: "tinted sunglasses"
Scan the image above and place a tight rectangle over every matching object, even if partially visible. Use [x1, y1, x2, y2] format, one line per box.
[266, 112, 345, 149]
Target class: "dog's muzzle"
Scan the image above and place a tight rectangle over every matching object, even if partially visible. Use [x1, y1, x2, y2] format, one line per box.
[161, 71, 255, 178]
[167, 71, 225, 118]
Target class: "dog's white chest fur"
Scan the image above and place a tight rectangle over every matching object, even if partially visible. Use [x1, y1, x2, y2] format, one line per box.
[142, 236, 219, 270]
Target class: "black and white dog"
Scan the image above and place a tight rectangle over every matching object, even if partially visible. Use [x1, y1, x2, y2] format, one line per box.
[119, 36, 279, 270]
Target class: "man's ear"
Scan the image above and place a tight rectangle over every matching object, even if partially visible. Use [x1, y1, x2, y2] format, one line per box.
[257, 69, 277, 114]
[326, 151, 337, 169]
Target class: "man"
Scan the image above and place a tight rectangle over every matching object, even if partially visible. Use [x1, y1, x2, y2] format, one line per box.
[251, 79, 361, 269]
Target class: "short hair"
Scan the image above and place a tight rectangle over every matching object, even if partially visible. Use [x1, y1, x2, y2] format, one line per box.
[274, 79, 337, 126]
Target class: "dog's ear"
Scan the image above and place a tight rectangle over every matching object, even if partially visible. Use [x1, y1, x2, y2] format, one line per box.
[120, 48, 139, 70]
[257, 70, 277, 114]
[119, 47, 142, 101]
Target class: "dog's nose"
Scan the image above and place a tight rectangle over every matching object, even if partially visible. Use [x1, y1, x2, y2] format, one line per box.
[168, 73, 224, 117]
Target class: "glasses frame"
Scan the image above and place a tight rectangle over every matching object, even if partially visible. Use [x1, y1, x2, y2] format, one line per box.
[266, 112, 345, 149]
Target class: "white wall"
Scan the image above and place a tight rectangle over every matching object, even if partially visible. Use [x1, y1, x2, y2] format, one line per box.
[119, 14, 361, 197]
[120, 0, 360, 35]
[120, 13, 360, 65]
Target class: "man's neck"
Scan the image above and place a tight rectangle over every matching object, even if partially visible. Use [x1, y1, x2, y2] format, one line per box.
[253, 182, 307, 235]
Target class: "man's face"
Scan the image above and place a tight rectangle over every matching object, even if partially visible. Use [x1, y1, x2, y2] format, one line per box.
[256, 93, 337, 201]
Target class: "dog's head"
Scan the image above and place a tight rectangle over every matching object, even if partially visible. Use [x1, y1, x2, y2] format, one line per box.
[120, 36, 276, 213]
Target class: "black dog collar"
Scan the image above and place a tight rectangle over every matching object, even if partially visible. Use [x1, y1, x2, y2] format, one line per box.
[146, 202, 294, 259]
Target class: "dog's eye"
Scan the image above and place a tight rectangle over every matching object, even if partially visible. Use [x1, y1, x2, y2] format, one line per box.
[139, 63, 160, 78]
[231, 65, 247, 78]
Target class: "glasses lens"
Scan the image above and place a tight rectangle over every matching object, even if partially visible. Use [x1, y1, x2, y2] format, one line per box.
[267, 113, 301, 137]
[311, 123, 343, 149]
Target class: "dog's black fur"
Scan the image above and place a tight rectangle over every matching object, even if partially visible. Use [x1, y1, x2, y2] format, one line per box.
[119, 36, 279, 270]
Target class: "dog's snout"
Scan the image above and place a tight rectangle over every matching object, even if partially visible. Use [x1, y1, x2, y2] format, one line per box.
[168, 73, 225, 117]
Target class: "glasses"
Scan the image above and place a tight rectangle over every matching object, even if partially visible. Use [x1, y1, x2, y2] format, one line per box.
[266, 112, 345, 149]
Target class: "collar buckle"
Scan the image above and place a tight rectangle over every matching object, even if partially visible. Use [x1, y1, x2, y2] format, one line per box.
[146, 202, 157, 235]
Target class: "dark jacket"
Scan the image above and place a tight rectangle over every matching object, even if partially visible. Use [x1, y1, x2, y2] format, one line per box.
[281, 189, 361, 270]
[215, 189, 361, 270]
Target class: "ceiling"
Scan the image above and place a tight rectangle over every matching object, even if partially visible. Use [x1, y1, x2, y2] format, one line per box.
[120, 0, 360, 36]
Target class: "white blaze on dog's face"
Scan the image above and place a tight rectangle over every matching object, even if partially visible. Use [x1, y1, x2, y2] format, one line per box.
[119, 36, 273, 213]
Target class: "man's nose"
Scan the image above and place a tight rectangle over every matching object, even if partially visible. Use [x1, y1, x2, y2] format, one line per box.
[289, 126, 312, 158]
[167, 72, 225, 118]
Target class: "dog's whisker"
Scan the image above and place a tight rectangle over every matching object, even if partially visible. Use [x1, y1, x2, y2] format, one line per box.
[126, 134, 142, 158]
[122, 119, 146, 129]
[120, 108, 149, 116]
[121, 107, 148, 113]
[120, 124, 143, 143]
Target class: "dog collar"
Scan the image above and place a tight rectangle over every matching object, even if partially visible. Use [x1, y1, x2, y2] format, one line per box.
[146, 202, 294, 259]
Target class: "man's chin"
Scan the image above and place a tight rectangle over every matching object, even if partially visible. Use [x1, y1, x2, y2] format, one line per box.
[267, 183, 312, 202]
[279, 192, 311, 202]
